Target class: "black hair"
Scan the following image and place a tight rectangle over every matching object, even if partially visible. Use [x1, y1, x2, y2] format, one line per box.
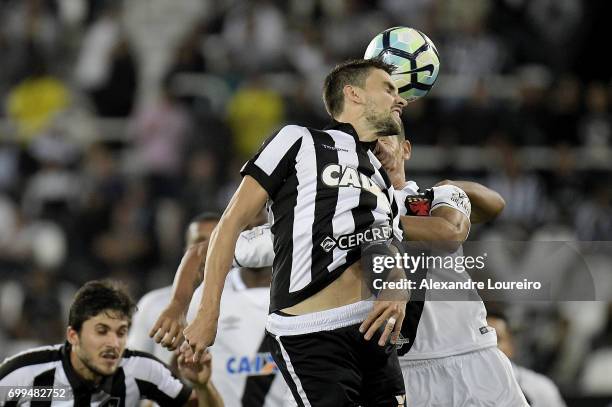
[323, 58, 396, 118]
[68, 280, 137, 333]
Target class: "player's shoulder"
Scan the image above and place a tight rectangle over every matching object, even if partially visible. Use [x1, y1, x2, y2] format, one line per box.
[122, 348, 166, 364]
[136, 286, 173, 309]
[0, 344, 63, 380]
[121, 348, 169, 372]
[280, 124, 309, 133]
[258, 125, 309, 154]
[402, 180, 420, 195]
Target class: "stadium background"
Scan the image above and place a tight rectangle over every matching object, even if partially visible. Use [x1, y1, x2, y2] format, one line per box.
[0, 0, 611, 405]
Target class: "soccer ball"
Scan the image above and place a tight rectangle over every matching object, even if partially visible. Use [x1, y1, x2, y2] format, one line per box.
[364, 26, 440, 102]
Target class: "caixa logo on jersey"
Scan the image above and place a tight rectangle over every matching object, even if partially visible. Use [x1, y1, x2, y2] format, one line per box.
[226, 352, 278, 376]
[320, 225, 392, 252]
[321, 164, 384, 196]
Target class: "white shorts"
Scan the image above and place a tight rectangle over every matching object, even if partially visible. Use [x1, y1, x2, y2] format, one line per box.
[400, 347, 529, 407]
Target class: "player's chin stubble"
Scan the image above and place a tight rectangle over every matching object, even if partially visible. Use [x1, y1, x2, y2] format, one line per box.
[365, 102, 401, 137]
[78, 349, 115, 378]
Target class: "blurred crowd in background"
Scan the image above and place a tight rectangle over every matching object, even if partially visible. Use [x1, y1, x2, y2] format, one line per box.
[1, 0, 612, 402]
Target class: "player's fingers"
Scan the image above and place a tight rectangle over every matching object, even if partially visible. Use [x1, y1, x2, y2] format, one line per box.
[149, 317, 163, 338]
[150, 314, 171, 338]
[170, 330, 185, 350]
[181, 344, 195, 361]
[378, 315, 398, 346]
[359, 305, 382, 334]
[162, 323, 182, 348]
[153, 319, 172, 343]
[179, 340, 191, 354]
[390, 313, 404, 345]
[193, 343, 206, 363]
[201, 350, 212, 364]
[365, 304, 398, 341]
[160, 325, 176, 348]
[363, 305, 391, 340]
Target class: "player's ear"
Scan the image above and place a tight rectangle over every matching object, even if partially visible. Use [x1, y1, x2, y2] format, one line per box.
[402, 139, 412, 161]
[67, 326, 79, 346]
[343, 84, 364, 106]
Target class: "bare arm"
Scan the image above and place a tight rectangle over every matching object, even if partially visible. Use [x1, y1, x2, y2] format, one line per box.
[183, 176, 268, 361]
[193, 383, 224, 407]
[435, 180, 505, 224]
[400, 206, 470, 252]
[178, 351, 224, 407]
[149, 242, 210, 350]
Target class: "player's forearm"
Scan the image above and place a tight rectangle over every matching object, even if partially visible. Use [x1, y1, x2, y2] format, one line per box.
[198, 216, 243, 313]
[169, 244, 207, 309]
[400, 206, 469, 252]
[436, 180, 505, 223]
[194, 382, 224, 407]
[400, 215, 464, 243]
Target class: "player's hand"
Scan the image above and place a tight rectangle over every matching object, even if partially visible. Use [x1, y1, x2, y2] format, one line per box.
[374, 139, 405, 189]
[149, 301, 188, 351]
[182, 310, 219, 363]
[177, 348, 213, 387]
[359, 300, 406, 347]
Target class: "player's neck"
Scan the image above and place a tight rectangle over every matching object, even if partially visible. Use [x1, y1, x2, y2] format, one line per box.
[334, 113, 378, 142]
[70, 350, 103, 385]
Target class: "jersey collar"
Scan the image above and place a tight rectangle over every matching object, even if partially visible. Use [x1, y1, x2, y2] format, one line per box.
[324, 120, 377, 151]
[62, 342, 115, 395]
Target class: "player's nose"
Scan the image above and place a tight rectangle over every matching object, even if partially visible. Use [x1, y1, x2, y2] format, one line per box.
[107, 334, 121, 348]
[396, 94, 408, 108]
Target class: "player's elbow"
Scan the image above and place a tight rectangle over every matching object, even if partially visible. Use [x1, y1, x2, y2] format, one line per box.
[486, 191, 506, 220]
[436, 223, 468, 252]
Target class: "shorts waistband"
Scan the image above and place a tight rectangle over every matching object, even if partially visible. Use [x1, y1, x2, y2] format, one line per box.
[266, 299, 374, 336]
[399, 345, 498, 368]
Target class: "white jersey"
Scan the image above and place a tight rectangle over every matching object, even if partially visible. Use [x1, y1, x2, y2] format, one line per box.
[128, 224, 276, 365]
[187, 271, 287, 407]
[395, 181, 497, 361]
[128, 271, 245, 365]
[128, 285, 175, 365]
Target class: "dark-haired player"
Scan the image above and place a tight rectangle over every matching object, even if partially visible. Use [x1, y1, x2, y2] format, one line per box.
[0, 280, 223, 406]
[164, 59, 410, 406]
[374, 127, 529, 406]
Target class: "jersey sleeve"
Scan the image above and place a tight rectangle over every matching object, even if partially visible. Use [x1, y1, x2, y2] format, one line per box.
[124, 351, 192, 407]
[0, 356, 34, 404]
[127, 295, 158, 355]
[232, 223, 274, 268]
[240, 125, 305, 199]
[430, 185, 471, 219]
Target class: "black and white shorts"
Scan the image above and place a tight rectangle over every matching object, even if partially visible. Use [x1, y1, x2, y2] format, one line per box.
[265, 300, 406, 407]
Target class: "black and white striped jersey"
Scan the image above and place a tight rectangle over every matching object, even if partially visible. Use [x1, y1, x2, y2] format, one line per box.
[241, 121, 403, 312]
[0, 343, 191, 406]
